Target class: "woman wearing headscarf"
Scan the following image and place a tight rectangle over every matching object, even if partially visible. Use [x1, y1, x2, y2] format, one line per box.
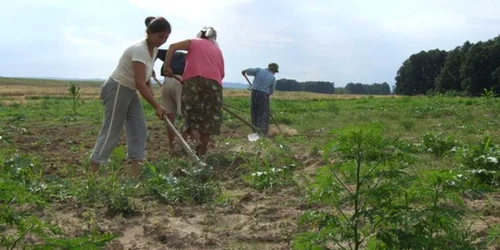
[163, 26, 224, 157]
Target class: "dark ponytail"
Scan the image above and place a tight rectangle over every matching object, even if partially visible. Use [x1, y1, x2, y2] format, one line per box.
[144, 16, 171, 34]
[145, 16, 155, 27]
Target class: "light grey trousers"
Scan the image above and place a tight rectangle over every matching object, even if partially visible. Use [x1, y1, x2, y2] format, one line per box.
[90, 77, 147, 164]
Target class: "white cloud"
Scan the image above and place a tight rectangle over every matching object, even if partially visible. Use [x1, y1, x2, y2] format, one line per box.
[128, 0, 294, 49]
[239, 34, 294, 48]
[14, 0, 64, 5]
[129, 0, 253, 25]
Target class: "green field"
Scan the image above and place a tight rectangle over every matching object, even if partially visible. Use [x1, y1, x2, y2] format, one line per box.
[1, 78, 499, 249]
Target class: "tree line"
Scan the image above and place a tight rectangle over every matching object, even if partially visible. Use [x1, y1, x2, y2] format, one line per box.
[275, 79, 392, 95]
[273, 34, 499, 96]
[395, 34, 500, 96]
[344, 82, 391, 95]
[275, 78, 335, 94]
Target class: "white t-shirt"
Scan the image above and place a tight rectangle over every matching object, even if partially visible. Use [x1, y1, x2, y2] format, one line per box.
[110, 39, 158, 90]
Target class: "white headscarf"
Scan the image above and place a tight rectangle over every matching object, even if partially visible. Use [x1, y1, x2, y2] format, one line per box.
[196, 26, 219, 48]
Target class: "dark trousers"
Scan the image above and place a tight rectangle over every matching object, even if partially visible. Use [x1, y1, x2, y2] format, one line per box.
[250, 90, 270, 136]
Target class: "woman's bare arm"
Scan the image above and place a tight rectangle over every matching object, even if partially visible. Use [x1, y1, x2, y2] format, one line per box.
[133, 62, 161, 109]
[164, 39, 191, 74]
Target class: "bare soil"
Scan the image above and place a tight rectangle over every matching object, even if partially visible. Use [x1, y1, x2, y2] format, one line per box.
[7, 119, 321, 249]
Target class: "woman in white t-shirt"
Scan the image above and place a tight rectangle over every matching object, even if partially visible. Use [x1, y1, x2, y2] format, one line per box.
[89, 16, 170, 178]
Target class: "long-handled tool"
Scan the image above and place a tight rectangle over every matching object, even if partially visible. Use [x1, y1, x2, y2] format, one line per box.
[153, 76, 163, 88]
[162, 114, 206, 168]
[222, 104, 263, 133]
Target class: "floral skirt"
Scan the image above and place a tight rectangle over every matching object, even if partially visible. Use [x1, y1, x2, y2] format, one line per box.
[181, 76, 223, 135]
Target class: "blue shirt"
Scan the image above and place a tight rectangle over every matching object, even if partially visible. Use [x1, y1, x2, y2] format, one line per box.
[245, 67, 276, 95]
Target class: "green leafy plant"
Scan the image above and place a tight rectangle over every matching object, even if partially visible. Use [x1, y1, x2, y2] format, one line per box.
[488, 224, 500, 248]
[293, 125, 414, 250]
[458, 135, 500, 187]
[0, 154, 117, 249]
[292, 125, 477, 250]
[244, 162, 296, 191]
[421, 132, 460, 157]
[242, 138, 298, 191]
[145, 160, 220, 205]
[67, 82, 82, 116]
[377, 170, 478, 250]
[481, 87, 496, 99]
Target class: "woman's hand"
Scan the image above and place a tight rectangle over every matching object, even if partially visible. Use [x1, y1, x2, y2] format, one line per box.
[164, 67, 174, 77]
[155, 104, 168, 120]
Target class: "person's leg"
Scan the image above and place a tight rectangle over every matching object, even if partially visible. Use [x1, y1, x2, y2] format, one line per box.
[253, 90, 266, 135]
[198, 133, 210, 156]
[250, 90, 258, 127]
[161, 78, 177, 149]
[258, 92, 271, 136]
[173, 76, 183, 117]
[196, 78, 223, 156]
[179, 78, 202, 157]
[90, 79, 130, 173]
[124, 92, 148, 178]
[255, 91, 269, 136]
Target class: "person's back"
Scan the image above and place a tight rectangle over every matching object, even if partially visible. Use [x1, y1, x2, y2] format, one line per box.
[247, 67, 276, 95]
[156, 49, 186, 76]
[182, 38, 225, 85]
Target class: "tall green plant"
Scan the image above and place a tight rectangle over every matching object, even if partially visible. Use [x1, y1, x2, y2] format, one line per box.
[292, 125, 478, 250]
[66, 82, 82, 116]
[293, 125, 413, 250]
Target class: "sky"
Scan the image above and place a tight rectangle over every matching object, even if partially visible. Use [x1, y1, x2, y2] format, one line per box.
[1, 0, 499, 87]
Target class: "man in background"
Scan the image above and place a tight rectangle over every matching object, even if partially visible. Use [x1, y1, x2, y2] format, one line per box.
[241, 63, 279, 137]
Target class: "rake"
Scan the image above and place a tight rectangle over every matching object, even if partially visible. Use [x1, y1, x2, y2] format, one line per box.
[162, 114, 207, 168]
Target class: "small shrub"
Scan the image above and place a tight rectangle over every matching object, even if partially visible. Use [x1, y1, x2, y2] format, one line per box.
[421, 132, 460, 157]
[292, 125, 477, 250]
[244, 163, 296, 191]
[241, 138, 298, 191]
[481, 87, 496, 99]
[145, 161, 220, 205]
[458, 136, 500, 187]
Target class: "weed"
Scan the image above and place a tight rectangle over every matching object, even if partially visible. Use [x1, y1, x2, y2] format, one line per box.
[481, 87, 496, 99]
[0, 154, 117, 249]
[488, 224, 500, 248]
[292, 125, 477, 250]
[66, 82, 82, 116]
[457, 135, 500, 187]
[244, 162, 296, 191]
[421, 132, 461, 157]
[242, 138, 298, 191]
[145, 160, 220, 205]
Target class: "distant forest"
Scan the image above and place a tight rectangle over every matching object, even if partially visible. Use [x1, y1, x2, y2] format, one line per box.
[394, 34, 500, 96]
[273, 34, 500, 96]
[275, 79, 391, 95]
